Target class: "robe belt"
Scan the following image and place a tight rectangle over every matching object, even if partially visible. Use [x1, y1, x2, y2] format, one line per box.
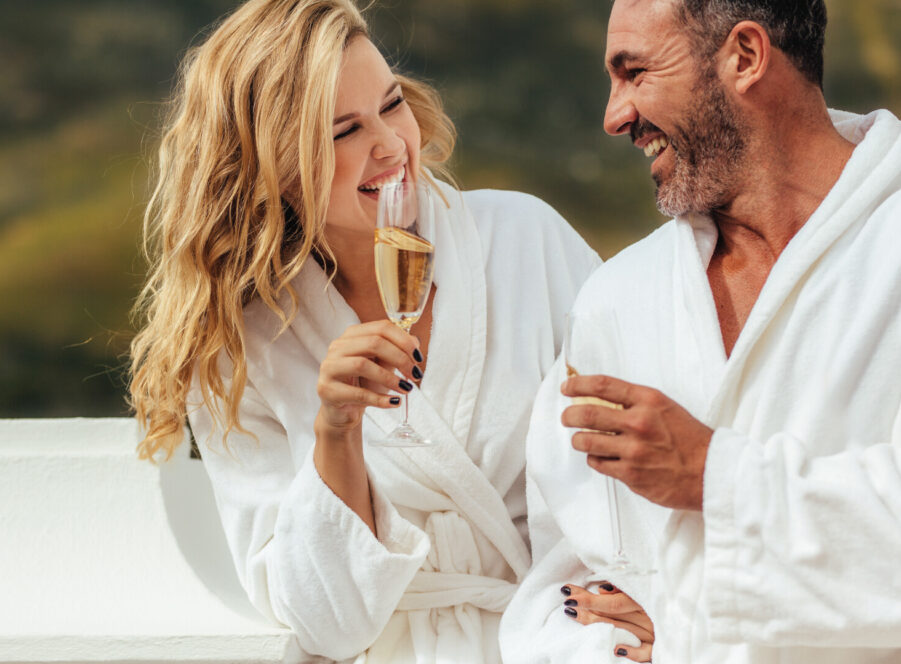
[395, 570, 517, 613]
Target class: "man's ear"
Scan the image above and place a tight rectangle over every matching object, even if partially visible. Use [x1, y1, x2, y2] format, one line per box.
[719, 20, 771, 95]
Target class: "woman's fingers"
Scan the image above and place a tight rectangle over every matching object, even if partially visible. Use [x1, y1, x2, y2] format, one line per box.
[615, 642, 653, 662]
[317, 321, 424, 422]
[563, 605, 654, 643]
[318, 373, 402, 409]
[320, 353, 411, 395]
[339, 320, 421, 360]
[561, 582, 655, 653]
[565, 583, 644, 617]
[328, 328, 421, 381]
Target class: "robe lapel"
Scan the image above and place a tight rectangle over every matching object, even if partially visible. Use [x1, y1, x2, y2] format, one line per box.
[286, 184, 528, 578]
[365, 185, 529, 577]
[706, 110, 901, 426]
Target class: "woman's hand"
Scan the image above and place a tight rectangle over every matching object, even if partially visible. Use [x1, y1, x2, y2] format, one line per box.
[561, 582, 654, 662]
[316, 320, 422, 432]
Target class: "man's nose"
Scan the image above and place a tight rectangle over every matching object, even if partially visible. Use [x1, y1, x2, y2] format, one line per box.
[603, 86, 638, 137]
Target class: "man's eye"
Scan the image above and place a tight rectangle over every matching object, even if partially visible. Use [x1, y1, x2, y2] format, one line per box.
[627, 68, 646, 82]
[334, 124, 359, 140]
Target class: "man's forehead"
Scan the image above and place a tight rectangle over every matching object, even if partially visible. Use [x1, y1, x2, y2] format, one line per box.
[610, 0, 678, 28]
[607, 0, 681, 61]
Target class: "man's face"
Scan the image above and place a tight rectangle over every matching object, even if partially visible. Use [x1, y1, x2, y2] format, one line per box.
[604, 0, 746, 216]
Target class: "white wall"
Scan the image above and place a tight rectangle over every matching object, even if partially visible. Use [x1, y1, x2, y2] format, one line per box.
[0, 418, 299, 664]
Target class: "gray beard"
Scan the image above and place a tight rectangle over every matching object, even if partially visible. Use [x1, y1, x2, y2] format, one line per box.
[654, 72, 747, 217]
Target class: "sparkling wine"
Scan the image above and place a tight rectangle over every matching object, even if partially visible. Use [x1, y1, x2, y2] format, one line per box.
[374, 227, 435, 331]
[564, 363, 623, 410]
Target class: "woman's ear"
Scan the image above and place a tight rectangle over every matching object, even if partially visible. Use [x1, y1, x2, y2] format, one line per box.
[719, 20, 771, 95]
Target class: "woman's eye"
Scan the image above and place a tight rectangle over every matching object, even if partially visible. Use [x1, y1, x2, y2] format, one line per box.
[334, 124, 359, 140]
[381, 96, 404, 113]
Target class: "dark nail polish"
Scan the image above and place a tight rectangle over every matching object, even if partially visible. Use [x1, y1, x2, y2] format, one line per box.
[398, 379, 413, 392]
[564, 607, 577, 617]
[600, 583, 615, 592]
[412, 365, 423, 380]
[389, 397, 401, 405]
[564, 599, 577, 607]
[560, 585, 571, 596]
[413, 348, 423, 363]
[616, 648, 628, 657]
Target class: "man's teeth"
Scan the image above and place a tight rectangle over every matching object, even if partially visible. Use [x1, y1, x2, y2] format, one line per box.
[643, 137, 669, 158]
[358, 167, 405, 192]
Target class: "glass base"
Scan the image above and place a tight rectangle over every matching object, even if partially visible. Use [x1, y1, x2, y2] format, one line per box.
[370, 422, 434, 447]
[608, 555, 656, 576]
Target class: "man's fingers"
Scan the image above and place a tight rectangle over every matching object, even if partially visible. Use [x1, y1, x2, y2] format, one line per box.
[615, 642, 653, 662]
[561, 374, 640, 407]
[562, 403, 624, 434]
[570, 429, 626, 458]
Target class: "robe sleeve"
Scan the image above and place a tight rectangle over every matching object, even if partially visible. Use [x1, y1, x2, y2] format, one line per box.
[189, 378, 430, 661]
[703, 417, 901, 648]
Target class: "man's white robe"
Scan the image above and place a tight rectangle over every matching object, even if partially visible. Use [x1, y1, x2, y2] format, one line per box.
[500, 109, 901, 663]
[189, 185, 600, 663]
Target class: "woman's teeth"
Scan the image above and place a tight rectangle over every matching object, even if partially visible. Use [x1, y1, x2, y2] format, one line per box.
[644, 137, 669, 158]
[358, 167, 405, 192]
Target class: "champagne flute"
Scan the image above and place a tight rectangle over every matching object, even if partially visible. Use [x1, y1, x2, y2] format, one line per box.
[563, 311, 654, 575]
[370, 180, 436, 447]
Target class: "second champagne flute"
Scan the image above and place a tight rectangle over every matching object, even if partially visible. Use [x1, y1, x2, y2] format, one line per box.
[563, 311, 654, 575]
[371, 180, 436, 447]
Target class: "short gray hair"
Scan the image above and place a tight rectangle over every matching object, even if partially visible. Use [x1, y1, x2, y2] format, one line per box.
[675, 0, 827, 87]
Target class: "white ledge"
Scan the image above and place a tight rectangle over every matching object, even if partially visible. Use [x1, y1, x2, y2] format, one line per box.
[0, 418, 299, 663]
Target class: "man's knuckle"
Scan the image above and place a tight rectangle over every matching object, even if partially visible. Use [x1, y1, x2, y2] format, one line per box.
[646, 388, 666, 407]
[628, 410, 653, 436]
[591, 375, 609, 393]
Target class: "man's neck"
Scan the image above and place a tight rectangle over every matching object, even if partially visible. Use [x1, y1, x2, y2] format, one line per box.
[711, 108, 856, 260]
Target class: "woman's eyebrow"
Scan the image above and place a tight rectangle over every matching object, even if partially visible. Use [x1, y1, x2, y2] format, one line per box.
[333, 82, 401, 125]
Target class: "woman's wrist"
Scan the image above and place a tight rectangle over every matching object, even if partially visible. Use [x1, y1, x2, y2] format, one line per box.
[314, 409, 363, 444]
[313, 410, 375, 533]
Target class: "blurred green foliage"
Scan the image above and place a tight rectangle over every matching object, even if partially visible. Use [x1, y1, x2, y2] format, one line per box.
[0, 0, 899, 417]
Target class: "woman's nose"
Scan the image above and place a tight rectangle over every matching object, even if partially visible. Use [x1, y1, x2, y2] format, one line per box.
[371, 120, 405, 160]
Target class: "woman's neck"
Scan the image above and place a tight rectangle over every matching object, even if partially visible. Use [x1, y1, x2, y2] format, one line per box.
[324, 225, 386, 323]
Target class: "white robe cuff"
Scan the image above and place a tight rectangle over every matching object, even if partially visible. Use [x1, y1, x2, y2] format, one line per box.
[300, 448, 430, 560]
[267, 451, 430, 659]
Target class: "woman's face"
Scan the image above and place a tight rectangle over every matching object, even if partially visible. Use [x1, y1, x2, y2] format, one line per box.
[325, 37, 421, 234]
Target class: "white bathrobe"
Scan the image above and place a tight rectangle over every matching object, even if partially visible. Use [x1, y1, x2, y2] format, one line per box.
[189, 184, 600, 663]
[500, 109, 901, 663]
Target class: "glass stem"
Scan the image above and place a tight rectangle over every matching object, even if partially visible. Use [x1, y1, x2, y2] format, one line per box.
[606, 476, 626, 560]
[403, 391, 410, 426]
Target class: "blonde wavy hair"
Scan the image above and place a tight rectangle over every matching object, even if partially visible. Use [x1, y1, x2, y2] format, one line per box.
[130, 0, 456, 460]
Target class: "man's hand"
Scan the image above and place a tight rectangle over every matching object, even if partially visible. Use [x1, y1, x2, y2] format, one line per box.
[561, 375, 713, 510]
